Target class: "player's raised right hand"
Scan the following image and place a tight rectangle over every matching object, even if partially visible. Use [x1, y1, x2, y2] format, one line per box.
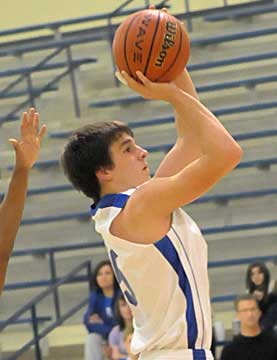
[120, 70, 179, 103]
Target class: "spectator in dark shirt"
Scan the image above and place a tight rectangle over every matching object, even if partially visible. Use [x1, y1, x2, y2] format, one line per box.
[221, 294, 277, 360]
[83, 260, 120, 360]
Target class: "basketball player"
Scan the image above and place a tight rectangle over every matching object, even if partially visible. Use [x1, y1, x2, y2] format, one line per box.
[0, 108, 46, 294]
[61, 66, 242, 360]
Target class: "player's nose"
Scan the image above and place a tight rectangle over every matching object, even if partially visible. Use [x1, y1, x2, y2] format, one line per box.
[138, 146, 148, 159]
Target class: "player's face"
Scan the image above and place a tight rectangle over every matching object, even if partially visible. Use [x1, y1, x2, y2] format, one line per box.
[237, 300, 261, 328]
[96, 264, 114, 290]
[109, 133, 150, 189]
[250, 266, 264, 286]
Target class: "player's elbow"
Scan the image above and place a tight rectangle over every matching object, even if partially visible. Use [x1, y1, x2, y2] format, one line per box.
[222, 142, 243, 169]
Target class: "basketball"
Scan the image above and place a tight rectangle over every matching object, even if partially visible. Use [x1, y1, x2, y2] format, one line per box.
[112, 9, 190, 82]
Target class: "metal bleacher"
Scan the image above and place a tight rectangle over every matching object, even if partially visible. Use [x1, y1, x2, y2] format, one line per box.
[204, 1, 277, 22]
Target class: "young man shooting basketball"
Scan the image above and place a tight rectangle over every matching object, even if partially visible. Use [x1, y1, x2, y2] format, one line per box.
[0, 108, 46, 295]
[61, 66, 242, 360]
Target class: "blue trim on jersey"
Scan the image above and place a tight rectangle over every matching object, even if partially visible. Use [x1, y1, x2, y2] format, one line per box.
[90, 193, 130, 216]
[193, 349, 206, 359]
[172, 226, 206, 348]
[154, 236, 198, 349]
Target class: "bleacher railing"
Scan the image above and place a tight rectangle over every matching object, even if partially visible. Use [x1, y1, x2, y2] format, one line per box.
[0, 45, 98, 124]
[4, 240, 277, 299]
[0, 0, 268, 43]
[0, 260, 92, 360]
[0, 0, 271, 111]
[0, 1, 170, 123]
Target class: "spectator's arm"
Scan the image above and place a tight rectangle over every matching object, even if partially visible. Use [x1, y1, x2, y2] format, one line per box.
[83, 292, 113, 337]
[83, 292, 97, 330]
[109, 326, 127, 359]
[111, 346, 127, 360]
[86, 322, 112, 338]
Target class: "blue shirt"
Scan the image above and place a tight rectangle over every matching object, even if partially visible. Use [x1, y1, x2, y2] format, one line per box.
[83, 289, 120, 338]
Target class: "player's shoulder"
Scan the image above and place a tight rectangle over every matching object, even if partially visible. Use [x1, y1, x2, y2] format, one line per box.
[126, 177, 169, 208]
[112, 180, 172, 244]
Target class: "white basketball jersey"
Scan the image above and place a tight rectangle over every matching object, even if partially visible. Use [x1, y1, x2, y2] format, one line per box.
[91, 188, 213, 360]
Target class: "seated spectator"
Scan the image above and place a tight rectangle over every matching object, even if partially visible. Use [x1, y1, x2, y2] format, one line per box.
[108, 294, 133, 360]
[246, 262, 277, 334]
[246, 262, 270, 307]
[124, 325, 139, 360]
[261, 301, 277, 338]
[221, 294, 277, 360]
[83, 260, 120, 360]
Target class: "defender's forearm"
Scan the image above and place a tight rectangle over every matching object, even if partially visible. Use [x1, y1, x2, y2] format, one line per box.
[0, 168, 29, 262]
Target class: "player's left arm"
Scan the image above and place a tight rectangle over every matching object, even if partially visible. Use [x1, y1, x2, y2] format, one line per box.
[0, 108, 46, 295]
[147, 6, 202, 177]
[155, 69, 203, 177]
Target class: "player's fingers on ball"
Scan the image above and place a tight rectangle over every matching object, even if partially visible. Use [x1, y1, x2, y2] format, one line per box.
[121, 71, 139, 85]
[136, 71, 151, 86]
[120, 71, 138, 89]
[123, 72, 146, 94]
[161, 7, 168, 13]
[115, 71, 128, 86]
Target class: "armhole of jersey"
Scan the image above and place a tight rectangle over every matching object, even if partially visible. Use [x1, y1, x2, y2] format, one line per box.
[105, 206, 177, 251]
[98, 189, 177, 250]
[104, 203, 153, 251]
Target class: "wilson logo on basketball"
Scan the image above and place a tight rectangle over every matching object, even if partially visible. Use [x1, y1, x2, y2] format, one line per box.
[155, 21, 177, 67]
[133, 14, 152, 64]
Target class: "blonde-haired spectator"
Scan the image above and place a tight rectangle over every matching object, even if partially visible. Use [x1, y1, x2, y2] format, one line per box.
[109, 294, 133, 360]
[124, 326, 139, 360]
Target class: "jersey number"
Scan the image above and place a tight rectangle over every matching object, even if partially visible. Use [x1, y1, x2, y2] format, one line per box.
[110, 249, 138, 306]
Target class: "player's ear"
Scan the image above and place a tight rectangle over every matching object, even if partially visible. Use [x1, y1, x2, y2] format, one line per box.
[95, 167, 113, 182]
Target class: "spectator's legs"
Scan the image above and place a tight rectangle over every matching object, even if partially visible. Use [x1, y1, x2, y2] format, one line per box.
[84, 333, 104, 360]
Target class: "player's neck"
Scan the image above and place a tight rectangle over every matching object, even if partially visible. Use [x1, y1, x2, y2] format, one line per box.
[101, 182, 131, 197]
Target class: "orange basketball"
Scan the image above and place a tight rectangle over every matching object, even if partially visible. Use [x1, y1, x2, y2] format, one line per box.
[113, 9, 190, 82]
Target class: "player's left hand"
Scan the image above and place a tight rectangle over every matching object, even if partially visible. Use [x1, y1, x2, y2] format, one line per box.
[9, 108, 46, 171]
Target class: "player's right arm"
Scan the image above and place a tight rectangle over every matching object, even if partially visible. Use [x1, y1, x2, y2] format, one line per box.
[155, 69, 203, 177]
[118, 71, 242, 244]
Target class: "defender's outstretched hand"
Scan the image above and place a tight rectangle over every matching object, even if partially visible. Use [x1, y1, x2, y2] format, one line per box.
[0, 108, 46, 295]
[9, 108, 46, 170]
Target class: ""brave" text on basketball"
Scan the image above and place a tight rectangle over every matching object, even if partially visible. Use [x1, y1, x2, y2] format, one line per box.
[133, 14, 152, 64]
